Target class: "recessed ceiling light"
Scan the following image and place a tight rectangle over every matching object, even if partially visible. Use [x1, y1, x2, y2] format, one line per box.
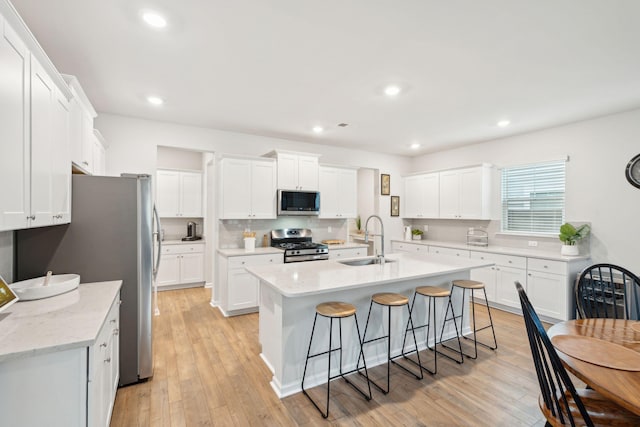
[497, 119, 511, 128]
[410, 143, 421, 150]
[312, 126, 324, 134]
[384, 85, 401, 97]
[142, 11, 167, 29]
[147, 96, 164, 106]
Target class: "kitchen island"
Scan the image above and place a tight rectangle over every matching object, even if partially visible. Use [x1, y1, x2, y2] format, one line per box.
[246, 252, 493, 397]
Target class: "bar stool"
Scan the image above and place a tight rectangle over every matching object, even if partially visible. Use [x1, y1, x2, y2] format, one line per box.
[301, 301, 372, 418]
[357, 292, 423, 394]
[444, 279, 497, 359]
[402, 285, 463, 374]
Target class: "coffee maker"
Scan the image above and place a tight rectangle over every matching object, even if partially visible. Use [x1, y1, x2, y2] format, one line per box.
[182, 221, 202, 241]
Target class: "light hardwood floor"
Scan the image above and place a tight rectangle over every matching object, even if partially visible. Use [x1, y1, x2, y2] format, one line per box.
[111, 287, 550, 426]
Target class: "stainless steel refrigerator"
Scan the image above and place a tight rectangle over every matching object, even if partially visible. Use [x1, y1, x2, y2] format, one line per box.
[14, 174, 161, 386]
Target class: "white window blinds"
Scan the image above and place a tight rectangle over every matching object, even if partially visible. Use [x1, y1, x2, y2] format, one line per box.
[501, 160, 566, 233]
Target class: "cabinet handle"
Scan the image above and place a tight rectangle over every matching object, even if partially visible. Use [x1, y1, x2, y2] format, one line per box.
[114, 328, 119, 336]
[27, 215, 36, 220]
[100, 342, 107, 348]
[104, 357, 111, 364]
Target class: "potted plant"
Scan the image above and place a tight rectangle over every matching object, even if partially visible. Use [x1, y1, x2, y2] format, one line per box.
[412, 229, 424, 241]
[559, 223, 590, 256]
[355, 216, 363, 234]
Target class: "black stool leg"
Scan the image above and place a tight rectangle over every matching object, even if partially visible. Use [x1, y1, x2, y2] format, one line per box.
[438, 295, 464, 364]
[456, 287, 498, 359]
[302, 313, 332, 418]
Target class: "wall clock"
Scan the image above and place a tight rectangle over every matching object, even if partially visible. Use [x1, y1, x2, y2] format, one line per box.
[626, 153, 640, 189]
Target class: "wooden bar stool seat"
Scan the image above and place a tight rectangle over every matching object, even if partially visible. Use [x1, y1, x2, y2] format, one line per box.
[301, 301, 372, 418]
[357, 292, 423, 394]
[403, 285, 463, 375]
[444, 279, 498, 360]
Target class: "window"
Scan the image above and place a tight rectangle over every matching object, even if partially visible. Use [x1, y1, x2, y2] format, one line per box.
[501, 160, 566, 234]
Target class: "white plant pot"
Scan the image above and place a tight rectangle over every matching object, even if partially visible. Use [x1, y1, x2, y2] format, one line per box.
[561, 245, 579, 256]
[412, 235, 422, 240]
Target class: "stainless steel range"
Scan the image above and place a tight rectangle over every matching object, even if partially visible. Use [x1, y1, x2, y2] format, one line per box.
[271, 228, 329, 263]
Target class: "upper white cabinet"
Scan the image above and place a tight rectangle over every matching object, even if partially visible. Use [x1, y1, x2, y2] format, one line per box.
[439, 165, 493, 220]
[402, 173, 439, 218]
[63, 74, 98, 175]
[218, 156, 277, 219]
[0, 16, 30, 231]
[92, 129, 107, 176]
[319, 165, 357, 218]
[51, 88, 71, 224]
[157, 169, 203, 218]
[268, 150, 320, 190]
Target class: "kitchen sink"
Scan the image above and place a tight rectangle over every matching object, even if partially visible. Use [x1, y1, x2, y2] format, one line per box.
[338, 257, 396, 266]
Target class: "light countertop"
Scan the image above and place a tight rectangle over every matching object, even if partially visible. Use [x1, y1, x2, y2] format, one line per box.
[327, 242, 369, 249]
[163, 239, 205, 245]
[217, 247, 284, 257]
[0, 280, 122, 363]
[246, 252, 492, 298]
[391, 239, 590, 262]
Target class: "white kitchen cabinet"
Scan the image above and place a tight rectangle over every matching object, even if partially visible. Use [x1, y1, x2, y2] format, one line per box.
[269, 150, 320, 190]
[64, 74, 97, 174]
[218, 253, 283, 316]
[157, 169, 203, 218]
[402, 173, 439, 218]
[439, 165, 493, 220]
[92, 129, 107, 176]
[526, 258, 572, 321]
[328, 247, 367, 259]
[391, 241, 428, 255]
[0, 16, 30, 231]
[429, 245, 470, 258]
[156, 243, 205, 289]
[319, 166, 358, 218]
[51, 90, 71, 224]
[470, 252, 525, 304]
[0, 290, 120, 427]
[219, 156, 277, 219]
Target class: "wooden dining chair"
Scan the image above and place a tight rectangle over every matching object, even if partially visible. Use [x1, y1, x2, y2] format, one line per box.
[516, 281, 640, 426]
[575, 264, 640, 319]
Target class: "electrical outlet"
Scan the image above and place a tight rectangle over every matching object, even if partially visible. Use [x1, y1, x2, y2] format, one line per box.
[423, 225, 429, 232]
[327, 226, 332, 233]
[528, 240, 538, 247]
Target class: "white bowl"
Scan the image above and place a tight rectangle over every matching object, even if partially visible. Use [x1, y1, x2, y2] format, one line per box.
[10, 274, 80, 301]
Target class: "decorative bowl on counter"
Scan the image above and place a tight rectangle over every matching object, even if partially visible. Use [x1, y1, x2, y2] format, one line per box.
[10, 274, 80, 301]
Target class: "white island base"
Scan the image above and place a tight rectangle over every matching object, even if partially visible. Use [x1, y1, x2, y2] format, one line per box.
[248, 253, 492, 398]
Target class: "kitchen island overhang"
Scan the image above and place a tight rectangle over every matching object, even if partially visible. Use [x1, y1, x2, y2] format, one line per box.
[247, 253, 494, 398]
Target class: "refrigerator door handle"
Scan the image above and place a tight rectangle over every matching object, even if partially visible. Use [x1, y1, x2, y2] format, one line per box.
[152, 204, 162, 280]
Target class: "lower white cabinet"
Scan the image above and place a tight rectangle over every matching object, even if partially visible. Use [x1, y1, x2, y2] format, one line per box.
[429, 245, 470, 258]
[0, 292, 120, 427]
[526, 258, 572, 321]
[328, 247, 367, 259]
[471, 252, 527, 305]
[88, 296, 120, 427]
[218, 253, 283, 316]
[157, 243, 205, 289]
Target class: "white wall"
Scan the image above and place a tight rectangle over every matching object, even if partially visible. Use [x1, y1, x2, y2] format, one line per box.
[410, 108, 640, 275]
[157, 146, 204, 171]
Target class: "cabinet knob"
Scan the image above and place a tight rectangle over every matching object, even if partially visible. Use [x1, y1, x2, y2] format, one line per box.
[241, 261, 245, 265]
[114, 328, 119, 336]
[27, 215, 36, 220]
[543, 265, 548, 269]
[104, 357, 111, 364]
[528, 273, 532, 276]
[508, 260, 512, 264]
[110, 319, 117, 324]
[100, 342, 107, 348]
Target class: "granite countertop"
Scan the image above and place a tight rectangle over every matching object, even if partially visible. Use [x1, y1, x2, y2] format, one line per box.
[217, 247, 284, 257]
[0, 281, 122, 363]
[163, 239, 206, 245]
[391, 239, 590, 262]
[246, 252, 492, 298]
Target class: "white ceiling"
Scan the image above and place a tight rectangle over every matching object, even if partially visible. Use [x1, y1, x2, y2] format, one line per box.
[11, 0, 640, 156]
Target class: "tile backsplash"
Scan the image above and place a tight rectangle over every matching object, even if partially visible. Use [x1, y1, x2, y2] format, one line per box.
[218, 218, 348, 248]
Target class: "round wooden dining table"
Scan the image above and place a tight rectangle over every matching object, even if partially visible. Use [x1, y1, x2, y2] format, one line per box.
[547, 318, 640, 416]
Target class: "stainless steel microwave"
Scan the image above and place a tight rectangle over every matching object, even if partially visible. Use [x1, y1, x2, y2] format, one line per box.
[277, 190, 320, 216]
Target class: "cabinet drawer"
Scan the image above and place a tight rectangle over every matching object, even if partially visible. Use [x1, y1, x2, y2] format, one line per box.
[527, 258, 566, 275]
[162, 244, 204, 255]
[329, 248, 366, 259]
[393, 242, 427, 253]
[228, 253, 283, 269]
[471, 251, 526, 268]
[429, 246, 469, 258]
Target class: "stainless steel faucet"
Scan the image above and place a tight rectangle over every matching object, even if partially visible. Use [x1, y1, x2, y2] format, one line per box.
[364, 214, 384, 264]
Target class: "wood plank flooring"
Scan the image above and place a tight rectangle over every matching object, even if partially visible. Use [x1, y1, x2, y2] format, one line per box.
[111, 287, 552, 426]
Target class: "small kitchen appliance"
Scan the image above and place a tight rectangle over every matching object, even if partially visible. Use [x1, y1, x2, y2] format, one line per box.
[271, 228, 329, 262]
[182, 221, 202, 241]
